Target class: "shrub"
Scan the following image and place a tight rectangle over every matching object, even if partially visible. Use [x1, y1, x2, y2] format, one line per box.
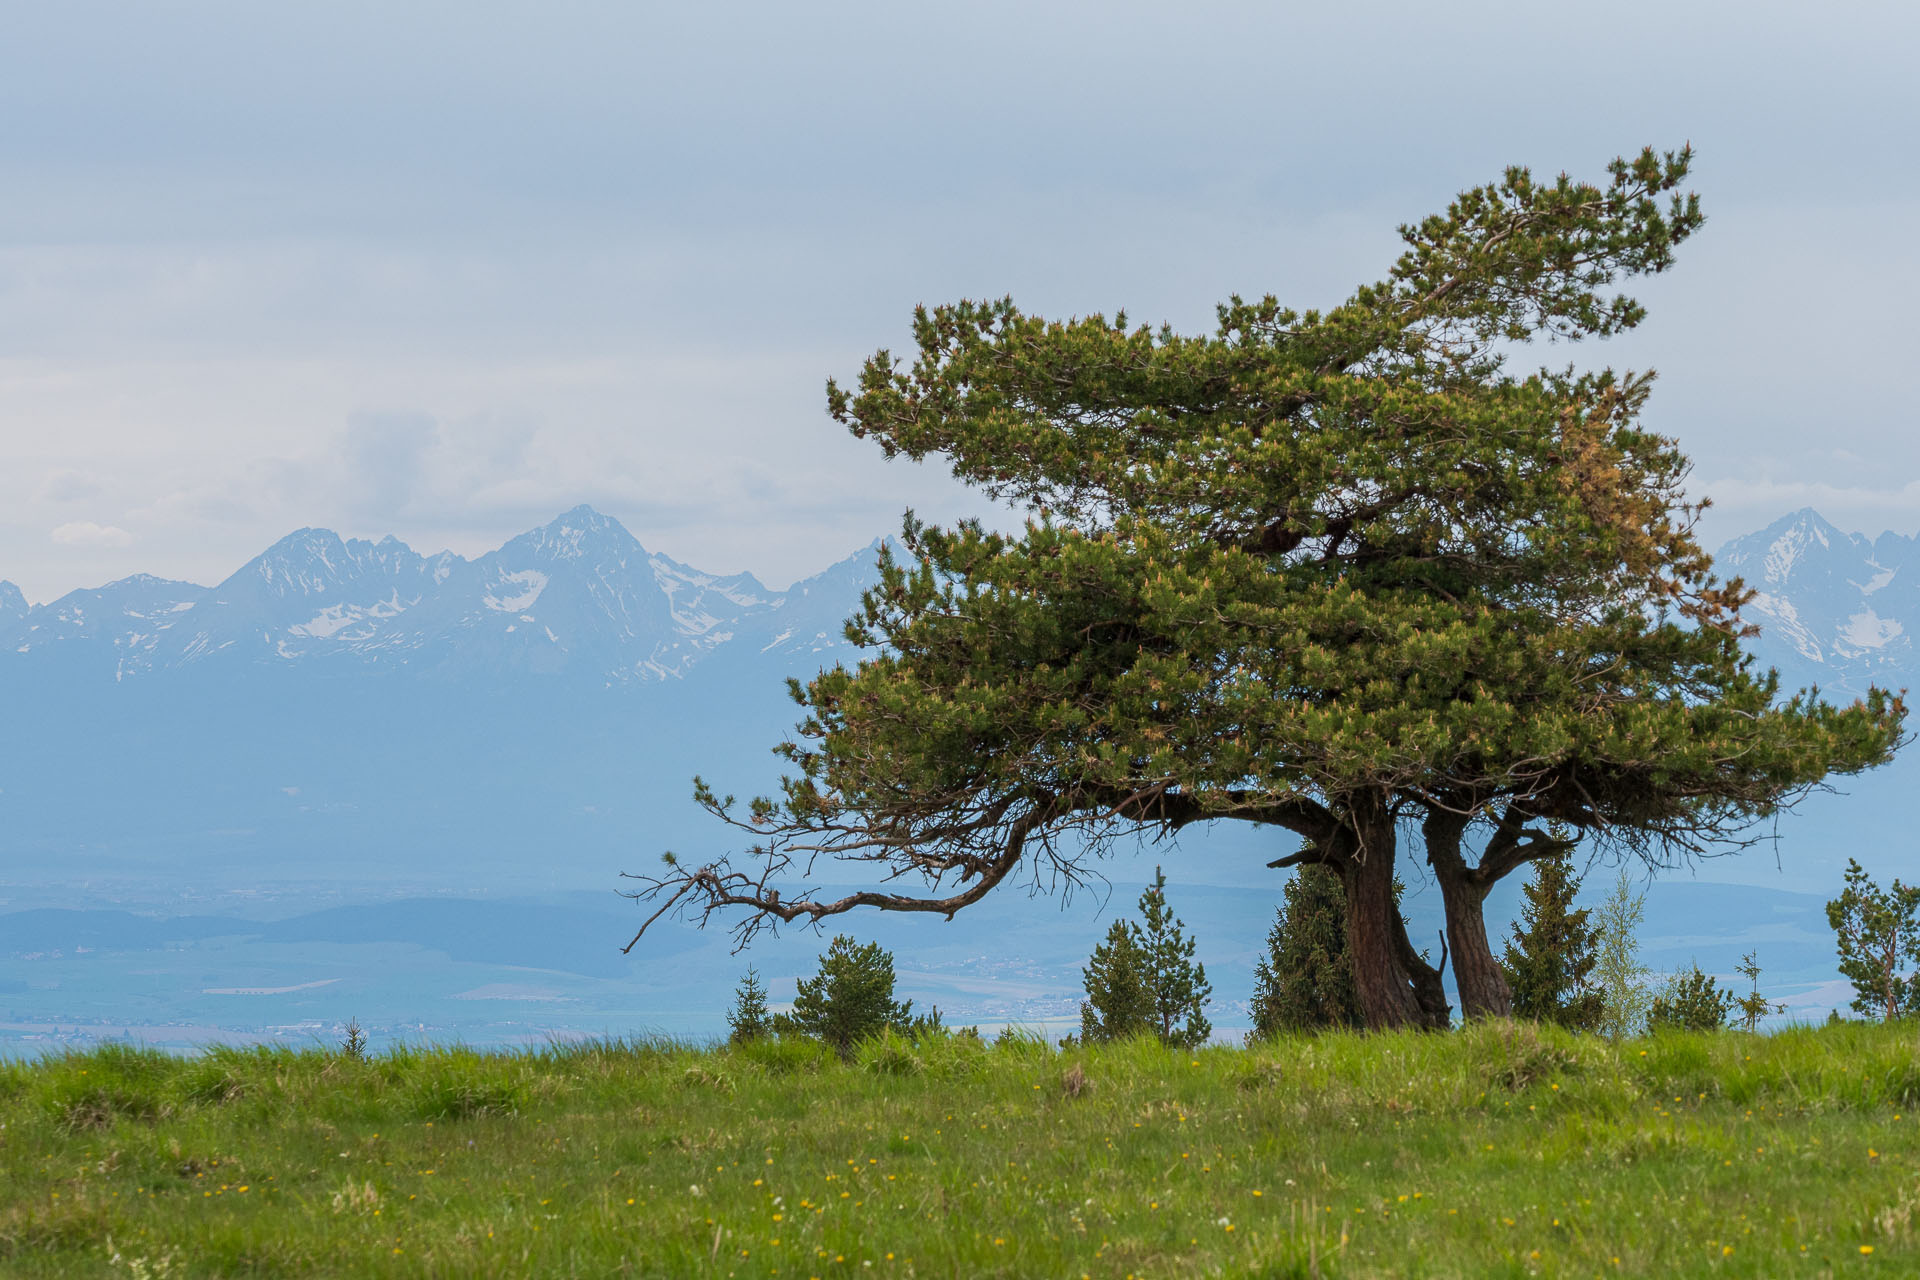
[1593, 871, 1651, 1040]
[1648, 962, 1733, 1032]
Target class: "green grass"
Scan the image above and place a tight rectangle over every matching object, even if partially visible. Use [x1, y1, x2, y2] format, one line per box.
[3, 1020, 1918, 1277]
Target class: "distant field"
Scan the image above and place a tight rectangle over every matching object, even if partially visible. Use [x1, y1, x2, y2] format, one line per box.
[3, 1021, 1916, 1277]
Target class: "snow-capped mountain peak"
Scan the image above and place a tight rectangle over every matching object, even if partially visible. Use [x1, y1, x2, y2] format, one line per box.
[1718, 510, 1920, 695]
[515, 505, 642, 563]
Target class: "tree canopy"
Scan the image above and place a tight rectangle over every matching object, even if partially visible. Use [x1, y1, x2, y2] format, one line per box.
[623, 146, 1907, 1028]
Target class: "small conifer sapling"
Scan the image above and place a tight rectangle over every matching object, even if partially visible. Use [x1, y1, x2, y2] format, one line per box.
[727, 967, 772, 1045]
[1500, 846, 1601, 1031]
[1647, 963, 1732, 1032]
[1080, 920, 1154, 1043]
[1731, 951, 1787, 1033]
[774, 935, 914, 1056]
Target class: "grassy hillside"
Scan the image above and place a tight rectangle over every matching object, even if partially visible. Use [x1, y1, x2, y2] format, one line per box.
[3, 1021, 1917, 1277]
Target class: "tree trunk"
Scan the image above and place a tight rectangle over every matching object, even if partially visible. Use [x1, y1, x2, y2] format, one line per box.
[1337, 798, 1447, 1029]
[1390, 896, 1454, 1028]
[1424, 810, 1512, 1020]
[1437, 866, 1510, 1019]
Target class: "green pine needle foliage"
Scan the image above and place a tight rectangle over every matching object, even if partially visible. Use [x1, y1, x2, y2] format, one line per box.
[1079, 919, 1155, 1044]
[1081, 869, 1212, 1048]
[626, 146, 1908, 1033]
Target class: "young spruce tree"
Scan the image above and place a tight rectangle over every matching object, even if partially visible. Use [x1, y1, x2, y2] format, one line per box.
[1080, 919, 1154, 1044]
[726, 966, 772, 1045]
[1138, 867, 1212, 1048]
[1249, 864, 1360, 1037]
[1081, 868, 1212, 1047]
[1500, 849, 1602, 1031]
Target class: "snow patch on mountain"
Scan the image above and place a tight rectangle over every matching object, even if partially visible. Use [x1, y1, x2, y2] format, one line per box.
[1840, 610, 1903, 651]
[483, 571, 549, 613]
[1761, 515, 1830, 582]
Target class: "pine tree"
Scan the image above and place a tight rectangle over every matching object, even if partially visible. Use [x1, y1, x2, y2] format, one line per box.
[1826, 859, 1920, 1020]
[1647, 962, 1732, 1032]
[1500, 849, 1602, 1031]
[774, 935, 913, 1056]
[1136, 867, 1212, 1048]
[1592, 871, 1651, 1040]
[726, 966, 772, 1045]
[1250, 864, 1359, 1037]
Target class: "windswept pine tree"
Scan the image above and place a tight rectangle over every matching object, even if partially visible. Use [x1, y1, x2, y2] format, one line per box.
[1500, 848, 1601, 1031]
[1250, 864, 1360, 1037]
[625, 148, 1907, 1028]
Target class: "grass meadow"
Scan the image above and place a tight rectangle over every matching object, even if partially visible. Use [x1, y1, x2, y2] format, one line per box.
[2, 1019, 1917, 1277]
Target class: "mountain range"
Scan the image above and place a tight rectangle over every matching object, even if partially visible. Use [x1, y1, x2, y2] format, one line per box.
[0, 505, 874, 686]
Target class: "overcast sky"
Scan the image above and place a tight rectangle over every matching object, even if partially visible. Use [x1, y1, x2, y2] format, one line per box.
[3, 1, 1917, 601]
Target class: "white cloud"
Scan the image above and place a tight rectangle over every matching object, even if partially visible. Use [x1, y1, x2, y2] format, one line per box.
[49, 521, 133, 548]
